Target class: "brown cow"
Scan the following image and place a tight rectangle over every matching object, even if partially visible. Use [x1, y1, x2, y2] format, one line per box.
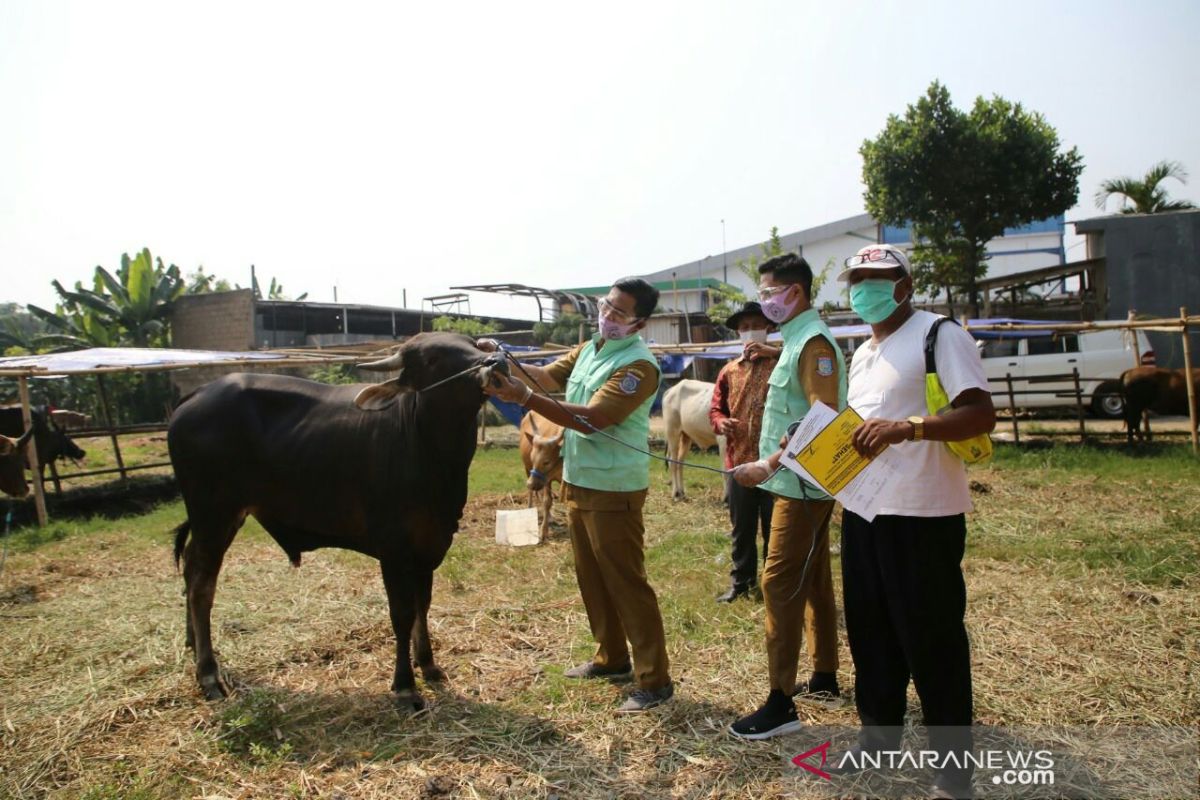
[1121, 367, 1200, 442]
[0, 429, 33, 497]
[518, 410, 564, 540]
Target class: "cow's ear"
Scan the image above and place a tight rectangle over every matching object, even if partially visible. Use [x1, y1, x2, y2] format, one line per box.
[354, 379, 408, 411]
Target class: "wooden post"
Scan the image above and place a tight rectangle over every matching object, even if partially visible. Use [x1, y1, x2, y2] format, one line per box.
[1181, 307, 1198, 456]
[17, 377, 48, 527]
[1006, 373, 1020, 445]
[96, 375, 128, 485]
[1072, 367, 1087, 442]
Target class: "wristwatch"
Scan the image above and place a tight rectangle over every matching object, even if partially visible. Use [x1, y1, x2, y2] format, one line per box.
[906, 415, 925, 441]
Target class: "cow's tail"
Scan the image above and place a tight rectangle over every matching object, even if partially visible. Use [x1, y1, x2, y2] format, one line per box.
[172, 520, 191, 571]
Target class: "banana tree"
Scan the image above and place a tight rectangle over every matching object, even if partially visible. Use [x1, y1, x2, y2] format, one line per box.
[28, 248, 185, 348]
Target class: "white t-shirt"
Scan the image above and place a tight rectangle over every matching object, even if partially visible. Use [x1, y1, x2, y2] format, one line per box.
[847, 310, 990, 517]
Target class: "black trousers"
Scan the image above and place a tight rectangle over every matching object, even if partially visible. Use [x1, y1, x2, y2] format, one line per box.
[841, 510, 974, 786]
[725, 473, 774, 589]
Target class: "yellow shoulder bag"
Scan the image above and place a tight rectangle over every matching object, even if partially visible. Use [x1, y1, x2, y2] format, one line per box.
[924, 317, 993, 465]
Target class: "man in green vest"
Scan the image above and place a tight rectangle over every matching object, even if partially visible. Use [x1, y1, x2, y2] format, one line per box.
[484, 277, 673, 713]
[726, 253, 847, 739]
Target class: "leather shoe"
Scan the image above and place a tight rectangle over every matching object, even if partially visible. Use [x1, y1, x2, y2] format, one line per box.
[716, 586, 751, 603]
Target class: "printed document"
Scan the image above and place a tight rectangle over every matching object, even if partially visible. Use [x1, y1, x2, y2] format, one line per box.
[777, 401, 900, 521]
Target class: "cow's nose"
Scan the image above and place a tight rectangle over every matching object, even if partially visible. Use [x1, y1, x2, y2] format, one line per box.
[526, 475, 545, 491]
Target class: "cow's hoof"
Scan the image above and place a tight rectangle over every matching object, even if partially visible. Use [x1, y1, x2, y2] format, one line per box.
[420, 664, 447, 683]
[199, 677, 229, 701]
[672, 492, 684, 501]
[392, 688, 426, 711]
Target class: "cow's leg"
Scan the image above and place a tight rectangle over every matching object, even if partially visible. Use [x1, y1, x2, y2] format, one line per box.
[183, 518, 240, 701]
[672, 434, 692, 500]
[410, 567, 444, 684]
[381, 559, 423, 710]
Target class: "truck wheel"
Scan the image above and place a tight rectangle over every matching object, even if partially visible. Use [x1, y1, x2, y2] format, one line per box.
[1091, 382, 1124, 418]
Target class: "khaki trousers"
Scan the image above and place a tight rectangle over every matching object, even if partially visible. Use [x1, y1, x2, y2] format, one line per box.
[763, 495, 839, 693]
[566, 486, 670, 690]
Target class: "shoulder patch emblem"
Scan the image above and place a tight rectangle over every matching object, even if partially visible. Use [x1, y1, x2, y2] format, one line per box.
[816, 356, 834, 377]
[619, 372, 641, 394]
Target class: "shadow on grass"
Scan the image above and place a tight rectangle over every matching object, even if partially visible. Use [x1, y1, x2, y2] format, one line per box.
[201, 671, 762, 798]
[4, 474, 178, 528]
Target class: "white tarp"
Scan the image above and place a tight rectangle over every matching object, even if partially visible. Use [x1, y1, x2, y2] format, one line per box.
[0, 347, 294, 376]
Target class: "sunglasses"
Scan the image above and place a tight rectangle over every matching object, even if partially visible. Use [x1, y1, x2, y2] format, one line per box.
[844, 249, 905, 269]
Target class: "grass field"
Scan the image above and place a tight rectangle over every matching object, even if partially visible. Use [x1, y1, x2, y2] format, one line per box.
[0, 442, 1197, 798]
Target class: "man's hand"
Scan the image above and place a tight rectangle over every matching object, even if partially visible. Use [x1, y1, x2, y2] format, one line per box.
[731, 459, 771, 487]
[475, 338, 500, 353]
[484, 373, 531, 405]
[851, 418, 913, 457]
[716, 417, 740, 436]
[743, 342, 782, 361]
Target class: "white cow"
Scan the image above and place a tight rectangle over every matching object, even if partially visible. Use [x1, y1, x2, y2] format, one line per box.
[662, 379, 727, 501]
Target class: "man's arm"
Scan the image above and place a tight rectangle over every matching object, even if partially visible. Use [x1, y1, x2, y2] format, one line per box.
[709, 368, 736, 435]
[851, 388, 995, 457]
[850, 324, 995, 457]
[487, 360, 657, 434]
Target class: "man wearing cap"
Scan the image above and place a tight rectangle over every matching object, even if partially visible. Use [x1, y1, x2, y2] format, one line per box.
[483, 277, 674, 714]
[726, 253, 846, 739]
[833, 243, 994, 799]
[708, 301, 780, 603]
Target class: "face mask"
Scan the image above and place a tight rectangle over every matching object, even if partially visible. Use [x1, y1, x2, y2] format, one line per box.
[850, 279, 904, 324]
[739, 329, 768, 344]
[599, 316, 638, 341]
[760, 286, 798, 324]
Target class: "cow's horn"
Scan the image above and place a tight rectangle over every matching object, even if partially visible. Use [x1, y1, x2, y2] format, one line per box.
[357, 351, 404, 372]
[528, 414, 540, 435]
[552, 430, 565, 445]
[16, 427, 34, 448]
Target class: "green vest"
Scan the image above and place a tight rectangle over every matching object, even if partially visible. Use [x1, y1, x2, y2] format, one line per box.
[562, 333, 661, 492]
[759, 308, 848, 499]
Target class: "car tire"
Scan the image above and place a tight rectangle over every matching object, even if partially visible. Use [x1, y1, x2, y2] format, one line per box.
[1091, 382, 1124, 418]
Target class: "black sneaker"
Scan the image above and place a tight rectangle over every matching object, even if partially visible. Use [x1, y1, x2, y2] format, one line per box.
[616, 681, 674, 713]
[792, 673, 843, 709]
[728, 689, 804, 739]
[563, 661, 633, 681]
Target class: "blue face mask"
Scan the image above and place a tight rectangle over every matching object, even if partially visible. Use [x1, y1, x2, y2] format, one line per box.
[850, 279, 903, 323]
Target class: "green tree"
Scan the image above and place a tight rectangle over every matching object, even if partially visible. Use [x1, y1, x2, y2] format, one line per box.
[186, 266, 233, 294]
[1094, 160, 1196, 214]
[533, 312, 591, 346]
[708, 227, 833, 325]
[861, 81, 1083, 316]
[28, 248, 186, 348]
[432, 315, 502, 337]
[252, 271, 308, 301]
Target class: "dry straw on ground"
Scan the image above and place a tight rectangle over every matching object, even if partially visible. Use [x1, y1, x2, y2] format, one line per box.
[0, 451, 1197, 799]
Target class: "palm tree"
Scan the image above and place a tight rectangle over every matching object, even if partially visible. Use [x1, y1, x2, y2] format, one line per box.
[1094, 160, 1197, 214]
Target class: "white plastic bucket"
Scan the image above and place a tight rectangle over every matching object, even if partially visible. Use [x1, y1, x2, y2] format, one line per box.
[495, 507, 540, 547]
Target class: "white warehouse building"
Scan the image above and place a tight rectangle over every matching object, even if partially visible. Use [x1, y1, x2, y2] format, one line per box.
[641, 213, 1067, 313]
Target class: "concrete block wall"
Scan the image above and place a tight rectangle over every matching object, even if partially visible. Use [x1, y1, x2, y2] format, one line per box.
[170, 290, 256, 352]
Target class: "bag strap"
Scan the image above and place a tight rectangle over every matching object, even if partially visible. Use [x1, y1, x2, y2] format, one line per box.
[923, 316, 960, 375]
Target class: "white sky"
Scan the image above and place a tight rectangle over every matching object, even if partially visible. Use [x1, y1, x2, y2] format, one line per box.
[2, 1, 1198, 321]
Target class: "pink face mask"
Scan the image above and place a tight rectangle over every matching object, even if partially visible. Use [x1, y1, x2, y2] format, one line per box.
[599, 316, 638, 340]
[760, 286, 798, 324]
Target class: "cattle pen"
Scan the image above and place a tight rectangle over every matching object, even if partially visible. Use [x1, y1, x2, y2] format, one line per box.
[0, 346, 378, 527]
